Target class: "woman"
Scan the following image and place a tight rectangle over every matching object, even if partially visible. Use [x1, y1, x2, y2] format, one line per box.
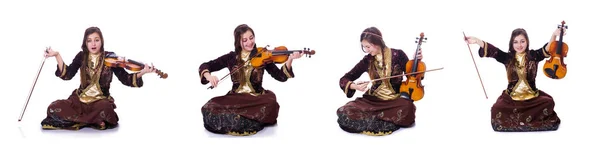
[41, 26, 156, 130]
[464, 27, 565, 132]
[199, 24, 302, 136]
[337, 27, 423, 136]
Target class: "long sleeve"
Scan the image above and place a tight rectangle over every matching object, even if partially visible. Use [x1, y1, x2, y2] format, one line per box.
[478, 42, 510, 64]
[112, 67, 143, 87]
[530, 43, 551, 62]
[265, 63, 294, 82]
[339, 55, 370, 98]
[55, 51, 83, 80]
[198, 52, 236, 85]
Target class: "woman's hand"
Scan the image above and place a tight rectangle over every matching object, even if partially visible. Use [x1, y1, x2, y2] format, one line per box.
[138, 63, 156, 78]
[44, 47, 59, 58]
[553, 27, 567, 37]
[351, 81, 369, 92]
[465, 36, 484, 47]
[204, 72, 219, 88]
[417, 48, 423, 60]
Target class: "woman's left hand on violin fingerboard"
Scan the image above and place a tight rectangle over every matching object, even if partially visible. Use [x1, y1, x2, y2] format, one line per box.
[289, 52, 302, 60]
[284, 52, 302, 69]
[417, 48, 423, 60]
[137, 63, 156, 78]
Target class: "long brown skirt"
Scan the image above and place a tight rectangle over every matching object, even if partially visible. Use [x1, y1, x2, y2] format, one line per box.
[201, 90, 280, 136]
[337, 95, 416, 135]
[41, 90, 119, 130]
[491, 90, 560, 132]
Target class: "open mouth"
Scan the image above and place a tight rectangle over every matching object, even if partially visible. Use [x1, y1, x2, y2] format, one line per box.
[91, 47, 97, 51]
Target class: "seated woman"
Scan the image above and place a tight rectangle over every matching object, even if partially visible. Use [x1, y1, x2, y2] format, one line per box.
[464, 27, 564, 132]
[337, 27, 424, 136]
[41, 26, 156, 130]
[199, 24, 302, 136]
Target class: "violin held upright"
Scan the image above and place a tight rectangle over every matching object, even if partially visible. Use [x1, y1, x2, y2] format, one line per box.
[399, 32, 427, 101]
[543, 20, 568, 79]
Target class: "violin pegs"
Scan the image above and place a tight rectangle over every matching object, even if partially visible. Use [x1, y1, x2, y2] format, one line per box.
[424, 37, 428, 40]
[415, 41, 418, 43]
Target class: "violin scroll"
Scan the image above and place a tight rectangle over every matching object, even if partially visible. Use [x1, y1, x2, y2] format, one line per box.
[415, 32, 427, 43]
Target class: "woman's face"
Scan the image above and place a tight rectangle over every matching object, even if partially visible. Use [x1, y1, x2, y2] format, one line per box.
[361, 40, 379, 56]
[240, 30, 255, 52]
[512, 34, 527, 53]
[86, 32, 102, 54]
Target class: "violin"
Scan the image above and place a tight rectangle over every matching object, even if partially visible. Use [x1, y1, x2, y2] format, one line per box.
[250, 45, 316, 68]
[207, 45, 315, 89]
[543, 21, 568, 79]
[399, 32, 427, 101]
[104, 53, 168, 79]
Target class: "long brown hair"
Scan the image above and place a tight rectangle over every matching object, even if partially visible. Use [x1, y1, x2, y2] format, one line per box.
[360, 27, 387, 80]
[360, 27, 386, 53]
[232, 24, 257, 83]
[79, 27, 105, 85]
[506, 28, 529, 79]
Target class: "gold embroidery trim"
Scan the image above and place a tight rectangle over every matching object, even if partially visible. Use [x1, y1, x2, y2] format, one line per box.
[361, 131, 393, 136]
[282, 64, 293, 78]
[78, 54, 107, 104]
[483, 42, 488, 57]
[372, 48, 399, 100]
[200, 69, 210, 78]
[42, 123, 85, 130]
[60, 63, 67, 78]
[235, 52, 259, 96]
[542, 44, 551, 58]
[509, 53, 538, 101]
[344, 81, 353, 95]
[133, 73, 138, 87]
[227, 131, 257, 136]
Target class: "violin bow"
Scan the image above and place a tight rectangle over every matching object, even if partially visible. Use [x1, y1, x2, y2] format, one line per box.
[207, 45, 270, 89]
[357, 67, 444, 85]
[463, 31, 488, 99]
[19, 48, 49, 121]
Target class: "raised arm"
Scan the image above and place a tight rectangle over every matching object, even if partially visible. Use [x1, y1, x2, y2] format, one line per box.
[533, 27, 565, 62]
[199, 52, 236, 85]
[265, 63, 294, 82]
[465, 36, 509, 64]
[339, 55, 370, 98]
[53, 51, 83, 80]
[531, 43, 550, 62]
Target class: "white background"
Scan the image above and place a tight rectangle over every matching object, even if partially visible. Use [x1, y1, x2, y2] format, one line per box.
[1, 0, 598, 155]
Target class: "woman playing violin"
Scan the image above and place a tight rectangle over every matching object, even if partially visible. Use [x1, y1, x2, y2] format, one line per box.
[41, 27, 156, 130]
[464, 27, 565, 132]
[199, 24, 302, 136]
[337, 27, 423, 136]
